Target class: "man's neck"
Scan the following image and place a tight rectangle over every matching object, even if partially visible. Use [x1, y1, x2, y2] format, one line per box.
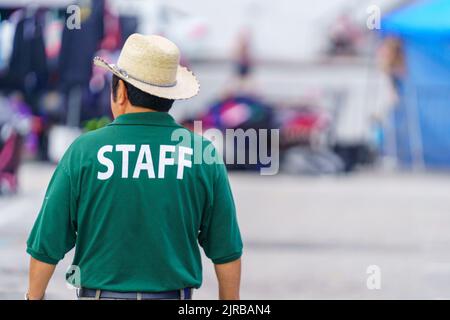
[125, 105, 158, 114]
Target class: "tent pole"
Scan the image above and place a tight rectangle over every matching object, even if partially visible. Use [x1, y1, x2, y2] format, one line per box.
[405, 82, 425, 170]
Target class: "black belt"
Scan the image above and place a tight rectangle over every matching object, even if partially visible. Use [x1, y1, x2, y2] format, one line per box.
[78, 287, 192, 300]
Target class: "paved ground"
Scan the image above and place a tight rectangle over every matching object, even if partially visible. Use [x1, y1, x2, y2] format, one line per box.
[2, 162, 450, 299]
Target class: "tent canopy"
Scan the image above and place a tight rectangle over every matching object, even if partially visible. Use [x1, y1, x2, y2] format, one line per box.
[381, 0, 450, 168]
[381, 0, 450, 39]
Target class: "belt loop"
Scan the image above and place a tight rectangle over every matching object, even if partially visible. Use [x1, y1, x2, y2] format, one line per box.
[180, 289, 185, 300]
[95, 289, 101, 300]
[137, 292, 142, 300]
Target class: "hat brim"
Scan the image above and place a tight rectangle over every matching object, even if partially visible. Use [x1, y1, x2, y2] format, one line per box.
[94, 57, 200, 100]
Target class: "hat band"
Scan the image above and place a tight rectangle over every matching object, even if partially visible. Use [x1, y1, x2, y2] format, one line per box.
[111, 64, 178, 88]
[94, 57, 177, 88]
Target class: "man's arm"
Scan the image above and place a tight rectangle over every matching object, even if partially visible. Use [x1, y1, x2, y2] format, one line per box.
[27, 257, 56, 300]
[214, 258, 241, 300]
[26, 162, 78, 300]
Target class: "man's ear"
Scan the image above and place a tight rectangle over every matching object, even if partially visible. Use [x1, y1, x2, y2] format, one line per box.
[117, 79, 128, 105]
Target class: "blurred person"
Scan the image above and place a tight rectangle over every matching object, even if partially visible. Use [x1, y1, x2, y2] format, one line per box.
[228, 26, 256, 95]
[377, 37, 406, 166]
[235, 27, 252, 79]
[328, 12, 362, 56]
[25, 34, 243, 300]
[378, 36, 405, 101]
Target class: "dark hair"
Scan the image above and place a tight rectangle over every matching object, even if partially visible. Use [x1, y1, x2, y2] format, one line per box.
[111, 75, 174, 112]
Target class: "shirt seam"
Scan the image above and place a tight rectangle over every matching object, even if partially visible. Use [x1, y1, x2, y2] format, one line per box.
[58, 162, 78, 234]
[107, 123, 181, 128]
[59, 162, 77, 199]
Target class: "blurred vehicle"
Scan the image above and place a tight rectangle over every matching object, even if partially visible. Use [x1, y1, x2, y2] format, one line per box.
[183, 94, 275, 172]
[277, 101, 345, 175]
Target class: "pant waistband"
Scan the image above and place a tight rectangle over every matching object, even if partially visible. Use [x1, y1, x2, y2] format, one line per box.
[78, 288, 192, 300]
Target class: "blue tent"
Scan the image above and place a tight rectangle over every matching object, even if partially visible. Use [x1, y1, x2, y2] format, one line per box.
[382, 0, 450, 40]
[381, 0, 450, 168]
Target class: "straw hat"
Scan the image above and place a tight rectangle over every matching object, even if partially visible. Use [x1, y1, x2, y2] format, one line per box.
[93, 34, 200, 100]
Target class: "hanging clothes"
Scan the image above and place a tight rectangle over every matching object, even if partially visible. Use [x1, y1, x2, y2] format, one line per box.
[58, 0, 105, 89]
[0, 18, 15, 72]
[7, 9, 48, 94]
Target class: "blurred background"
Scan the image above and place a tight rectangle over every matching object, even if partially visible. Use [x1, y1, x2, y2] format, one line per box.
[1, 0, 450, 299]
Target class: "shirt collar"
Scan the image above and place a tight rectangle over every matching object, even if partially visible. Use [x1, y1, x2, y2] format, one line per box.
[109, 112, 180, 128]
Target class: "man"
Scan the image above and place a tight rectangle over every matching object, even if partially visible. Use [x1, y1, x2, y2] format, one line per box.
[26, 34, 243, 300]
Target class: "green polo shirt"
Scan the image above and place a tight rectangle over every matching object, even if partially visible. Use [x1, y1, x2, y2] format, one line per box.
[26, 112, 243, 292]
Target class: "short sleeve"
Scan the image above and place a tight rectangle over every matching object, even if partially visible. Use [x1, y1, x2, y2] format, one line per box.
[26, 163, 77, 265]
[198, 162, 243, 264]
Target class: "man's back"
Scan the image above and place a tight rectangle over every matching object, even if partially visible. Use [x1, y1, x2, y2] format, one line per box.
[27, 112, 242, 292]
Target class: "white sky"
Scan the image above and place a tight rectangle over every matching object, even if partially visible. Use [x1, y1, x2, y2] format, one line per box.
[0, 0, 401, 61]
[159, 0, 400, 61]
